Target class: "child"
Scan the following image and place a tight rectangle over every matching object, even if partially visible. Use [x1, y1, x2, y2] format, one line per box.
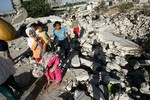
[53, 21, 70, 58]
[26, 27, 46, 62]
[30, 23, 38, 31]
[31, 23, 52, 51]
[39, 52, 62, 88]
[72, 15, 80, 38]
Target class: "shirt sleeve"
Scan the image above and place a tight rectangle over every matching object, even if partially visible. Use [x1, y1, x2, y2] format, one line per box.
[53, 30, 56, 36]
[77, 20, 80, 26]
[47, 56, 60, 67]
[42, 32, 49, 44]
[54, 56, 60, 65]
[31, 41, 38, 51]
[63, 27, 67, 33]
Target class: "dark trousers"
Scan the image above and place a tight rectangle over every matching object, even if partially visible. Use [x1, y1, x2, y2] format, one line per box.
[59, 38, 70, 58]
[0, 75, 22, 100]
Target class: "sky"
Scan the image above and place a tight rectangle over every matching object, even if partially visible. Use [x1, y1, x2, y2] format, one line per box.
[0, 0, 14, 12]
[0, 0, 86, 12]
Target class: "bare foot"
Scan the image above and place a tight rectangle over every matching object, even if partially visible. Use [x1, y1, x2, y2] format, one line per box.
[44, 83, 51, 89]
[44, 80, 53, 89]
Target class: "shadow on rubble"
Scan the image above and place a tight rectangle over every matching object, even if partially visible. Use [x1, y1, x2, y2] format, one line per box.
[60, 35, 83, 79]
[90, 39, 109, 100]
[72, 38, 109, 100]
[125, 56, 150, 99]
[79, 27, 85, 38]
[15, 72, 37, 100]
[59, 92, 74, 100]
[24, 75, 47, 100]
[13, 48, 32, 64]
[15, 24, 28, 38]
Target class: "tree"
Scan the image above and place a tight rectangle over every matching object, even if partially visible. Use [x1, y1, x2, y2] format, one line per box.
[21, 0, 52, 18]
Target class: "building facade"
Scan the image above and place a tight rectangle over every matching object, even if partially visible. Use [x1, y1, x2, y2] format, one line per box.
[47, 0, 62, 7]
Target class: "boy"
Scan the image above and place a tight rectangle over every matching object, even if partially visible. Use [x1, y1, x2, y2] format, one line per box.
[53, 21, 70, 58]
[72, 15, 80, 38]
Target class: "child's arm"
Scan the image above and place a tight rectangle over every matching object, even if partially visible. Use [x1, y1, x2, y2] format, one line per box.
[49, 56, 60, 72]
[71, 20, 73, 28]
[42, 40, 46, 53]
[66, 32, 71, 42]
[48, 38, 52, 47]
[31, 41, 38, 51]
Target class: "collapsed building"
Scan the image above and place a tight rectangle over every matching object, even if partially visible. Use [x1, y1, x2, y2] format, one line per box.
[0, 0, 150, 100]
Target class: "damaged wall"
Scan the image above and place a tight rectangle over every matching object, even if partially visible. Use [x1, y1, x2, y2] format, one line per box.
[0, 0, 28, 24]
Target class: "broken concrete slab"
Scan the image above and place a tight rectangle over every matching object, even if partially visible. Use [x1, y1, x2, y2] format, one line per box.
[71, 54, 81, 67]
[71, 68, 90, 82]
[115, 56, 128, 66]
[87, 83, 105, 100]
[74, 89, 91, 100]
[66, 80, 73, 91]
[107, 61, 122, 72]
[97, 25, 141, 56]
[140, 82, 150, 95]
[80, 57, 101, 71]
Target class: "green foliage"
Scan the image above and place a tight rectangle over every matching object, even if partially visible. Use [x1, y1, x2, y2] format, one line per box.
[118, 2, 134, 13]
[21, 0, 51, 18]
[138, 5, 150, 16]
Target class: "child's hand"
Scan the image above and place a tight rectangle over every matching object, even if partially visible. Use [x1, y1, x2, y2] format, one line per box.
[43, 49, 46, 53]
[48, 42, 52, 47]
[50, 64, 58, 72]
[68, 37, 71, 43]
[50, 67, 55, 72]
[34, 37, 38, 42]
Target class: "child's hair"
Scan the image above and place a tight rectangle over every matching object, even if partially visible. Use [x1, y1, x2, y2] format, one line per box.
[53, 21, 61, 28]
[72, 15, 76, 19]
[36, 23, 44, 28]
[30, 23, 38, 28]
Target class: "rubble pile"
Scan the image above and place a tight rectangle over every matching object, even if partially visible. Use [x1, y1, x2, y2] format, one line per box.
[1, 3, 150, 100]
[60, 9, 150, 100]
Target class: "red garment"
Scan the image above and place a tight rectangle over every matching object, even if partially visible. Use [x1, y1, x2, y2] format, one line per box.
[73, 27, 79, 36]
[36, 58, 42, 62]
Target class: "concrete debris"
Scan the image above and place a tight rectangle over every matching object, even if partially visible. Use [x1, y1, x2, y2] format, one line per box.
[87, 84, 105, 100]
[1, 1, 150, 100]
[71, 68, 90, 82]
[66, 80, 73, 91]
[74, 89, 91, 100]
[107, 61, 122, 72]
[71, 54, 81, 67]
[140, 82, 150, 95]
[75, 71, 89, 82]
[115, 56, 128, 66]
[80, 57, 100, 71]
[119, 94, 132, 100]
